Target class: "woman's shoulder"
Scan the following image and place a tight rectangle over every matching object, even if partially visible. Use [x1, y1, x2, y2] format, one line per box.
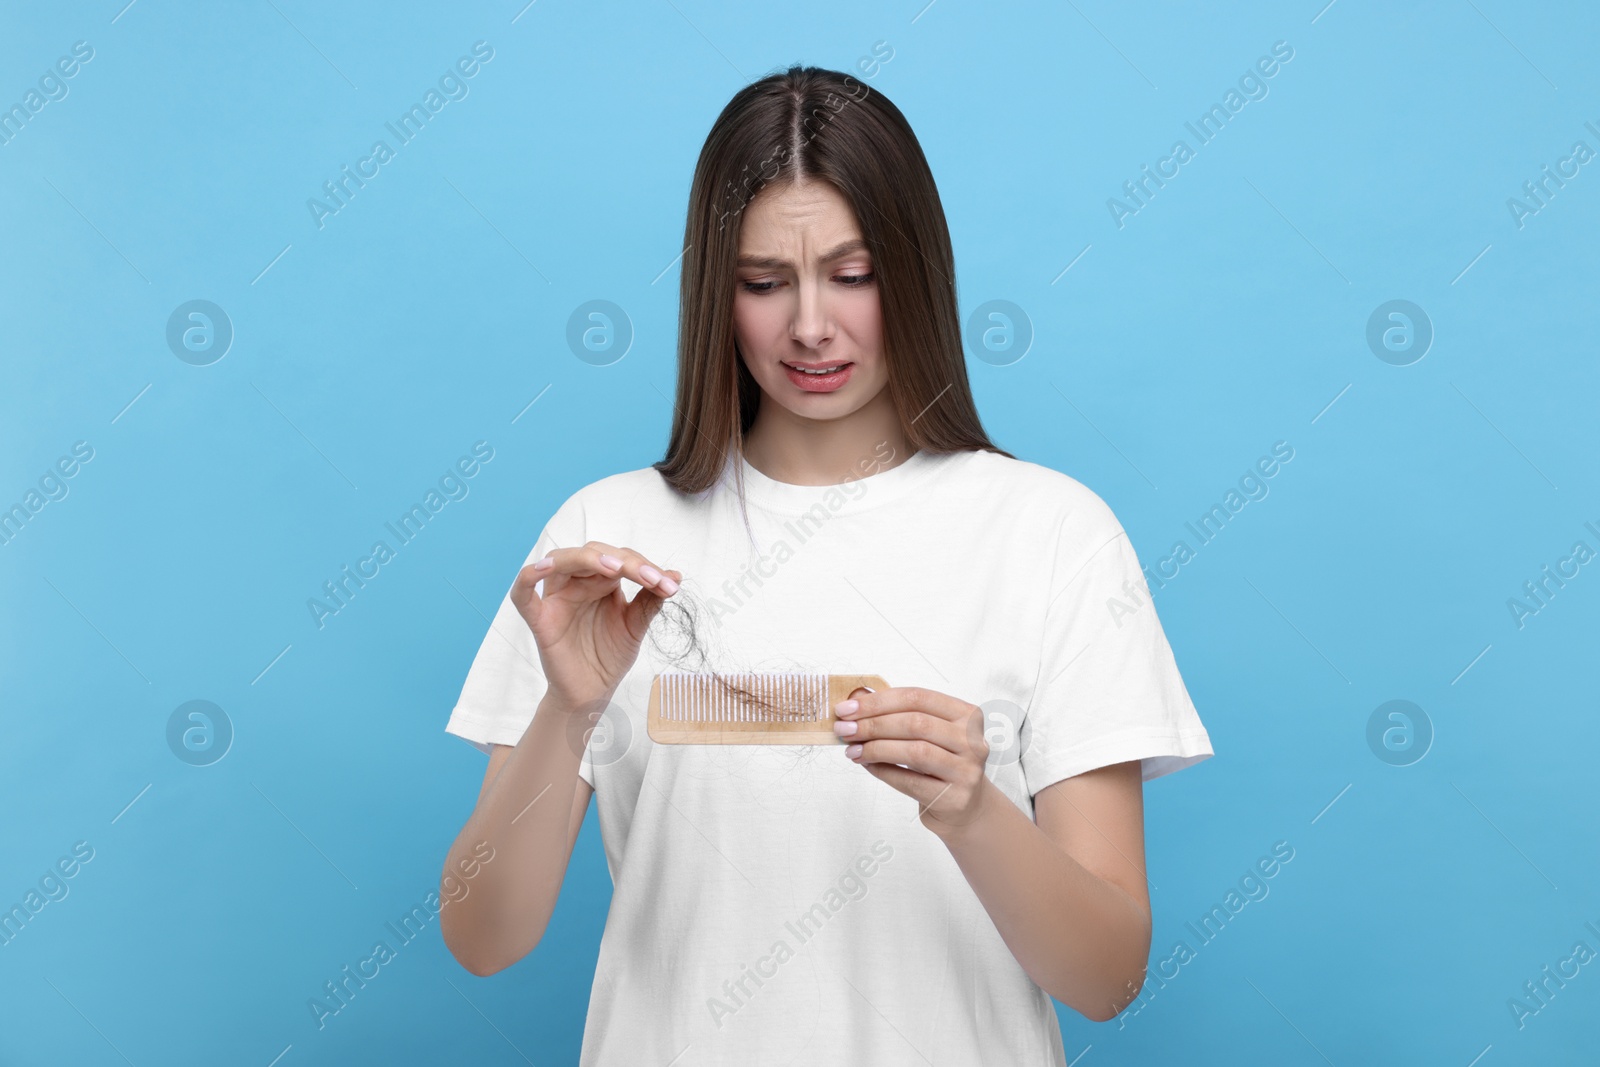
[528, 464, 685, 549]
[553, 463, 690, 518]
[957, 448, 1126, 537]
[957, 451, 1139, 594]
[571, 463, 673, 498]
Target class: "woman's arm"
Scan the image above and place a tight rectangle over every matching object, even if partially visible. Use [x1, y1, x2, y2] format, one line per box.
[439, 693, 593, 977]
[836, 688, 1152, 1021]
[933, 761, 1152, 1021]
[441, 543, 680, 976]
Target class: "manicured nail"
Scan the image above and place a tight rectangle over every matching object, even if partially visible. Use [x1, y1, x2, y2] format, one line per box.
[599, 554, 622, 570]
[835, 699, 859, 718]
[639, 564, 663, 585]
[657, 576, 679, 595]
[833, 720, 858, 737]
[845, 744, 863, 759]
[532, 557, 553, 571]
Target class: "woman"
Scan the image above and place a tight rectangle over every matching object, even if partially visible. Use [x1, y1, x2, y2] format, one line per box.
[441, 65, 1212, 1064]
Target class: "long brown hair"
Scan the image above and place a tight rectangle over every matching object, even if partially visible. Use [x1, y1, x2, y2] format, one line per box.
[652, 64, 1012, 497]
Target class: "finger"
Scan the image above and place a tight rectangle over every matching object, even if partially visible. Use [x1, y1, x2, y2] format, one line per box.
[848, 737, 962, 779]
[524, 543, 652, 599]
[608, 546, 682, 597]
[528, 542, 623, 584]
[515, 545, 621, 623]
[836, 685, 967, 723]
[541, 542, 681, 597]
[834, 710, 971, 756]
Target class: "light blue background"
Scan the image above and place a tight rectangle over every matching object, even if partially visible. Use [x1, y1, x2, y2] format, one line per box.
[3, 1, 1597, 1063]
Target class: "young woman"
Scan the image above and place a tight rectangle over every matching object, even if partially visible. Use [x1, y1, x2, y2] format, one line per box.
[440, 66, 1212, 1065]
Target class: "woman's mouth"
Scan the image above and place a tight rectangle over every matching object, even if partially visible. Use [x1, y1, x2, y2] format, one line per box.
[781, 360, 854, 393]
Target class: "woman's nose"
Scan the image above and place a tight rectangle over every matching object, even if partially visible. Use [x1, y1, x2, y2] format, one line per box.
[791, 281, 832, 345]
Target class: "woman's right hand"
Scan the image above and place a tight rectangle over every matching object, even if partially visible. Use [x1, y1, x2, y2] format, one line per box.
[509, 541, 682, 713]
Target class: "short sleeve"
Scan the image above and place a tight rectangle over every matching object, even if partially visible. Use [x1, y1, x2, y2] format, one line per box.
[444, 489, 595, 787]
[1020, 519, 1214, 796]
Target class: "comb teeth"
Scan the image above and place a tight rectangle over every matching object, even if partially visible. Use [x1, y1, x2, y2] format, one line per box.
[659, 670, 829, 723]
[648, 671, 888, 745]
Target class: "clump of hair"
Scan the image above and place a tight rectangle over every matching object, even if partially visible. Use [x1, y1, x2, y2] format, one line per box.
[646, 580, 793, 719]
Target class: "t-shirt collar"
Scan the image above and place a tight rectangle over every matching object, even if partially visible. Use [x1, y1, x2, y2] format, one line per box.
[716, 444, 954, 514]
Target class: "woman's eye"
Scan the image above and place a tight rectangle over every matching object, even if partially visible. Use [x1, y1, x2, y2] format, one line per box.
[738, 272, 874, 294]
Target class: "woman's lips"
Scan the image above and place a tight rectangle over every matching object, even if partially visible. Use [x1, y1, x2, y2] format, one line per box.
[781, 360, 854, 393]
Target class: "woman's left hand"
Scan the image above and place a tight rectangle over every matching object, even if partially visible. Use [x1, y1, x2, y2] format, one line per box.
[833, 686, 995, 838]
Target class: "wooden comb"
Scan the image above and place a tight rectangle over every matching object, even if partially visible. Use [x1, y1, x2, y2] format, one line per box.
[646, 670, 888, 744]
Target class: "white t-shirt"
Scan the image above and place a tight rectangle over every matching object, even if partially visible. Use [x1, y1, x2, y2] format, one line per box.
[446, 445, 1213, 1065]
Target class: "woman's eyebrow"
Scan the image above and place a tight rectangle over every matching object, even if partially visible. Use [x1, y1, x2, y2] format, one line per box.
[736, 239, 868, 269]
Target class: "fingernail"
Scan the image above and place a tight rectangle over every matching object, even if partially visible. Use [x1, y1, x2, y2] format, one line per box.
[657, 576, 679, 595]
[639, 564, 663, 584]
[835, 699, 858, 718]
[532, 557, 553, 571]
[845, 744, 863, 759]
[599, 554, 622, 570]
[833, 720, 857, 737]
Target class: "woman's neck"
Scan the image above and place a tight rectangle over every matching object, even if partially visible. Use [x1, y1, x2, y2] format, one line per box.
[741, 392, 912, 486]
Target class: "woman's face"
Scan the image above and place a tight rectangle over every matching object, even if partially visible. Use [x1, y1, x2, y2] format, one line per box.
[732, 179, 886, 422]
